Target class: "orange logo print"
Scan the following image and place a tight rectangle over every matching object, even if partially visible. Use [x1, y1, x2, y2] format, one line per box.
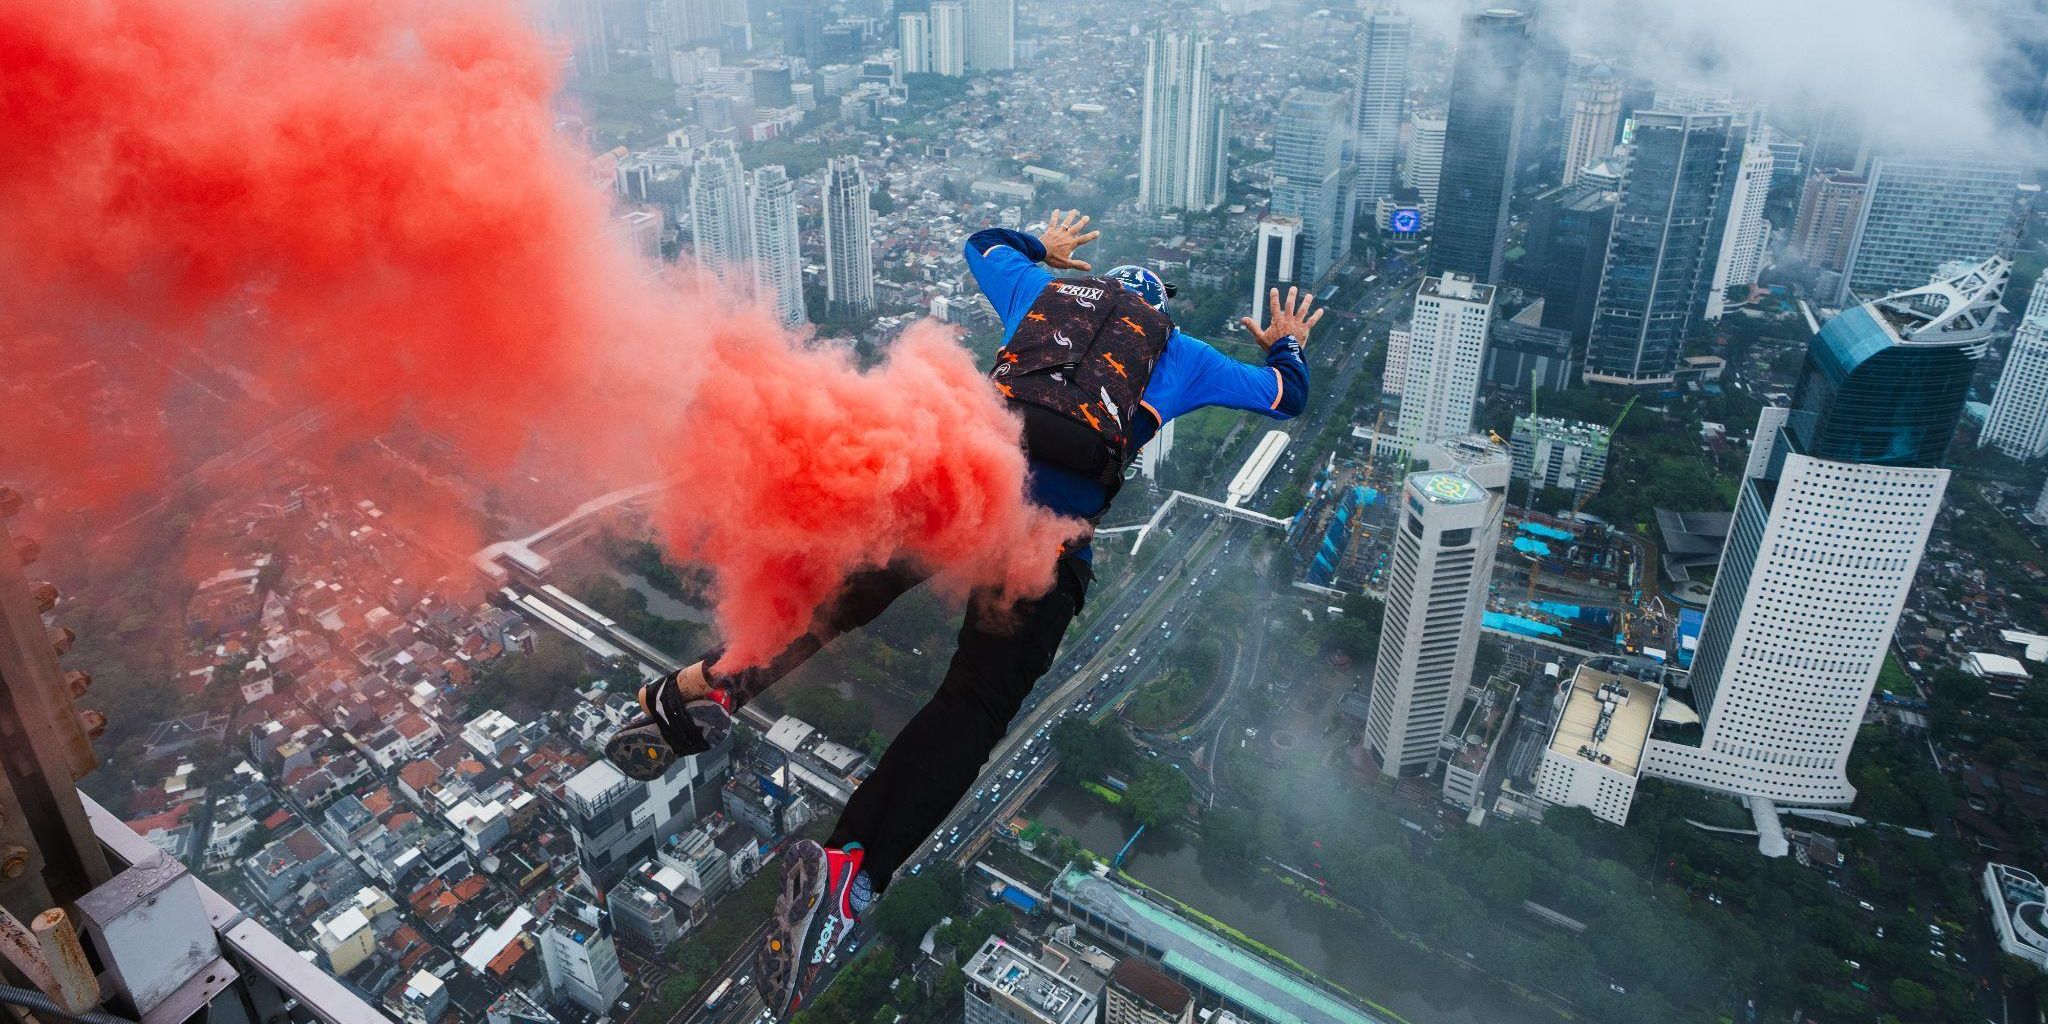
[1077, 403, 1103, 431]
[1026, 312, 1047, 322]
[1103, 352, 1128, 378]
[995, 381, 1016, 398]
[1119, 316, 1146, 336]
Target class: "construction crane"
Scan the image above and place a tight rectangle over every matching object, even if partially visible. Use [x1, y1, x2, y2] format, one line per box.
[1362, 408, 1388, 479]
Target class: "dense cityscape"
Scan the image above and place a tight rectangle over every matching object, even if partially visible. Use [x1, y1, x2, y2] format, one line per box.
[4, 2, 2048, 1024]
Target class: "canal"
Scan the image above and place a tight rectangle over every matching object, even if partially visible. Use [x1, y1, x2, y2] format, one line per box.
[1026, 785, 1556, 1024]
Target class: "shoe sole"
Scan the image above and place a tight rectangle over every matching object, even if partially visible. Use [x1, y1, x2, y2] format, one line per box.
[757, 840, 825, 1018]
[603, 722, 676, 782]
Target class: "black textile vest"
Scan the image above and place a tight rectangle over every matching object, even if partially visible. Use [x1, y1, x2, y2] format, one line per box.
[988, 277, 1172, 494]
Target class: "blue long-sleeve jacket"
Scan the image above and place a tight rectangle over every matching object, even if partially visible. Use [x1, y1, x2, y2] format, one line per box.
[964, 227, 1309, 525]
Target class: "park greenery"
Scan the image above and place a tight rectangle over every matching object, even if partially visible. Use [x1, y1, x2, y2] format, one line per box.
[1128, 634, 1223, 730]
[782, 684, 876, 747]
[568, 572, 701, 657]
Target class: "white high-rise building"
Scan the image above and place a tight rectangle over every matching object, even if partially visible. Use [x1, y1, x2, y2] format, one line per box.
[1136, 29, 1227, 213]
[1403, 113, 1447, 224]
[747, 165, 805, 327]
[822, 156, 875, 315]
[1249, 215, 1302, 330]
[1535, 666, 1665, 825]
[688, 141, 750, 278]
[1350, 7, 1411, 210]
[1364, 436, 1509, 777]
[1982, 283, 2048, 460]
[1839, 155, 2021, 304]
[1645, 259, 2006, 818]
[963, 0, 1013, 72]
[928, 1, 966, 76]
[897, 12, 930, 75]
[1135, 418, 1175, 482]
[1395, 273, 1495, 454]
[1706, 139, 1775, 320]
[1559, 62, 1619, 187]
[538, 891, 627, 1014]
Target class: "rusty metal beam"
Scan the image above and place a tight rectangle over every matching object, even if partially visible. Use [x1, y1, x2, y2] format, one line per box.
[0, 512, 111, 926]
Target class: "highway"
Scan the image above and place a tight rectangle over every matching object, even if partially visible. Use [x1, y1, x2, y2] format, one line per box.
[521, 264, 1419, 1021]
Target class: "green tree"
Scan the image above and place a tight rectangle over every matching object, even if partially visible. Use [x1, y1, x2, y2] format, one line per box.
[1199, 805, 1259, 863]
[784, 686, 875, 744]
[868, 874, 949, 949]
[1124, 761, 1193, 828]
[1887, 978, 1935, 1017]
[1052, 717, 1135, 783]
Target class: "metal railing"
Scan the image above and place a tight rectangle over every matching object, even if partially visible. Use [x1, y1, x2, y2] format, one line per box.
[78, 791, 392, 1024]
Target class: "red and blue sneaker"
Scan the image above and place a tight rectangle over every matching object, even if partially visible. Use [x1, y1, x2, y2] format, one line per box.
[757, 841, 868, 1017]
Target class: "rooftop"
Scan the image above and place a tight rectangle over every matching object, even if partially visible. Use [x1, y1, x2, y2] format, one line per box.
[1110, 957, 1192, 1013]
[1547, 667, 1662, 778]
[1052, 869, 1385, 1024]
[965, 935, 1097, 1024]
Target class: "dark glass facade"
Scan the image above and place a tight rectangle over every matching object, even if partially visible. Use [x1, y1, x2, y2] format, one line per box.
[1787, 304, 1978, 468]
[1584, 111, 1742, 383]
[1429, 9, 1529, 285]
[1530, 182, 1615, 343]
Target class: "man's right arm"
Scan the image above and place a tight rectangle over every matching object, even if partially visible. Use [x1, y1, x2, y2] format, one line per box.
[963, 228, 1053, 336]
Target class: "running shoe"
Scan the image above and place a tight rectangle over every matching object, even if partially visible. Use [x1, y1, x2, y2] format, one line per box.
[756, 841, 865, 1017]
[603, 665, 732, 781]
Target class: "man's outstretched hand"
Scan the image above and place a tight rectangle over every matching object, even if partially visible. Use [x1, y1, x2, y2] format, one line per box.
[1241, 286, 1326, 351]
[1040, 209, 1100, 272]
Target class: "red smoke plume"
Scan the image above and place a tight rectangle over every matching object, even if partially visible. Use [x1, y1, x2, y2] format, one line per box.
[0, 0, 1080, 668]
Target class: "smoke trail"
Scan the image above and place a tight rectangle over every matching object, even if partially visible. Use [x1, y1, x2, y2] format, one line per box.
[0, 0, 1081, 668]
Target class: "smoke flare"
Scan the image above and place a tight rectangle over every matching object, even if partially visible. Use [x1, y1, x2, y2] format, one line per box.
[0, 0, 1081, 668]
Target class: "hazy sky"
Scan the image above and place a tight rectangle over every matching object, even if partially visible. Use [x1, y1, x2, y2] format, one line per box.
[1406, 0, 2048, 162]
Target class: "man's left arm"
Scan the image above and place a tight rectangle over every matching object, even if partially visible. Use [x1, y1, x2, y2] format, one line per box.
[1174, 331, 1309, 419]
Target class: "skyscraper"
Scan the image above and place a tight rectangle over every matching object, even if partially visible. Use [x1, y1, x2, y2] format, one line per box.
[688, 142, 751, 277]
[783, 0, 828, 62]
[1350, 7, 1411, 211]
[1790, 168, 1867, 273]
[747, 165, 805, 327]
[929, 1, 966, 77]
[1583, 111, 1745, 386]
[1645, 259, 2007, 812]
[1706, 139, 1774, 319]
[1136, 30, 1227, 213]
[561, 0, 610, 78]
[822, 156, 875, 315]
[1364, 436, 1509, 777]
[1403, 113, 1446, 224]
[1249, 214, 1302, 330]
[1559, 62, 1620, 187]
[897, 11, 930, 75]
[1529, 181, 1615, 345]
[1982, 282, 2048, 460]
[1271, 89, 1352, 286]
[1839, 155, 2021, 304]
[1430, 8, 1529, 284]
[538, 891, 628, 1014]
[1395, 273, 1495, 453]
[963, 0, 1013, 72]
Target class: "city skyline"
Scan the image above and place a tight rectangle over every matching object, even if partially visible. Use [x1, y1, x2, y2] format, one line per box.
[8, 2, 2048, 1024]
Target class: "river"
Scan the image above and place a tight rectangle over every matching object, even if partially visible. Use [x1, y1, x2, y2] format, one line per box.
[612, 571, 712, 624]
[1026, 785, 1556, 1024]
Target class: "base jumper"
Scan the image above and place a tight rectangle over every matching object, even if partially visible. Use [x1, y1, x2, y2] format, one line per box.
[602, 210, 1322, 1017]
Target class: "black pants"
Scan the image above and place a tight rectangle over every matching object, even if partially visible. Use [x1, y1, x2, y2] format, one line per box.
[706, 552, 1091, 890]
